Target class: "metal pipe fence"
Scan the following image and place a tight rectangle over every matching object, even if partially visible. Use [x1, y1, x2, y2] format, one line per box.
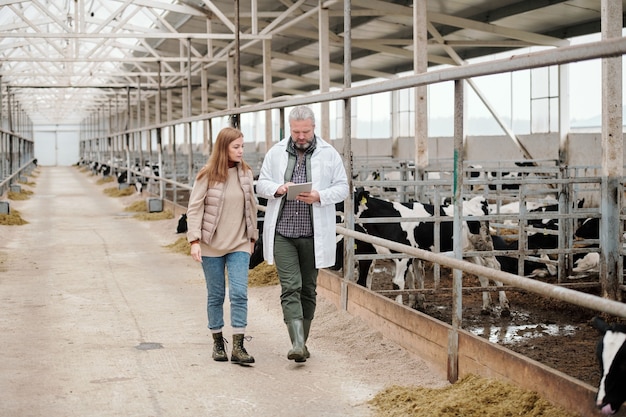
[0, 128, 35, 197]
[336, 225, 626, 319]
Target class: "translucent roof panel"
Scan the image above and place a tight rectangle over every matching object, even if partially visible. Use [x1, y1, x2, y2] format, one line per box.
[0, 0, 185, 124]
[0, 0, 620, 126]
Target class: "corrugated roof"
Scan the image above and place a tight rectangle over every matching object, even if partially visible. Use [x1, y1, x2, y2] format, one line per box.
[0, 0, 621, 125]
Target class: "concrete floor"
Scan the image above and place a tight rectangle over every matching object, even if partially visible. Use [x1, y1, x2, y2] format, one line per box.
[0, 166, 410, 417]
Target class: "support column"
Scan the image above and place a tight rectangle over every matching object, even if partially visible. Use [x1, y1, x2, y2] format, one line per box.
[201, 65, 210, 154]
[137, 76, 143, 166]
[263, 38, 273, 152]
[449, 78, 466, 384]
[414, 0, 428, 196]
[157, 61, 165, 199]
[341, 0, 354, 310]
[600, 0, 623, 300]
[318, 1, 330, 141]
[108, 98, 113, 169]
[144, 92, 151, 159]
[558, 64, 571, 280]
[125, 86, 131, 174]
[186, 38, 194, 186]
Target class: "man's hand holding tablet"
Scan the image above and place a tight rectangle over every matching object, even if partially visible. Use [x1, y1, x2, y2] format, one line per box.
[286, 182, 313, 200]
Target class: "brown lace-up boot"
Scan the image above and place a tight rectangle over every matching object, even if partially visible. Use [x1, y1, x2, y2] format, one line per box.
[212, 332, 228, 362]
[231, 334, 255, 364]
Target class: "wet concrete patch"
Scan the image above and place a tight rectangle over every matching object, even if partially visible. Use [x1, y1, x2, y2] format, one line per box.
[135, 342, 163, 350]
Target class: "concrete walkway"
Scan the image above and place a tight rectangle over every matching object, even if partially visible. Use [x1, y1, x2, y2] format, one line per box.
[0, 166, 445, 417]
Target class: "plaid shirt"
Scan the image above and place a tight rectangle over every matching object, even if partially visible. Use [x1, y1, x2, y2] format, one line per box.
[276, 139, 315, 238]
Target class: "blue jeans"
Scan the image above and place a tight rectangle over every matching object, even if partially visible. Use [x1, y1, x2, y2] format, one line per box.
[200, 251, 250, 330]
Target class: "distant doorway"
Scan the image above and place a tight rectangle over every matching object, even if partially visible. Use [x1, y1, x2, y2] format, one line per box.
[34, 129, 79, 166]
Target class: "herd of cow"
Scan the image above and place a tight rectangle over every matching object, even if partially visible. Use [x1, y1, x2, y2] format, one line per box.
[336, 188, 511, 315]
[82, 159, 160, 193]
[328, 188, 600, 314]
[83, 159, 621, 416]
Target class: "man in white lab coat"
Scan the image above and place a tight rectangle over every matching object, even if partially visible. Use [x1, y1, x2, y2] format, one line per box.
[256, 105, 349, 363]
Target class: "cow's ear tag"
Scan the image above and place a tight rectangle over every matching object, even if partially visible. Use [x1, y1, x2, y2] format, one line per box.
[360, 196, 367, 205]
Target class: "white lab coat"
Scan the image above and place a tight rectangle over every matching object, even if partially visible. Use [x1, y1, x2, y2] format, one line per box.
[256, 136, 349, 268]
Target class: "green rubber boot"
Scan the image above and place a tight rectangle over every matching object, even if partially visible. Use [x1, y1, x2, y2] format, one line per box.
[286, 319, 306, 362]
[303, 318, 312, 359]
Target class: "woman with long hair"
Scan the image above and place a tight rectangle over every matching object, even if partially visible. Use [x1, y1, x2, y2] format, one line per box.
[186, 126, 259, 364]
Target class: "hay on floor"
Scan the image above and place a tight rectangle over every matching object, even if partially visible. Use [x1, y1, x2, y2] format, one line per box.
[369, 374, 580, 417]
[18, 179, 36, 187]
[96, 176, 114, 185]
[103, 186, 135, 197]
[7, 189, 33, 200]
[125, 200, 148, 212]
[134, 210, 173, 221]
[165, 237, 191, 255]
[0, 209, 28, 225]
[249, 261, 279, 287]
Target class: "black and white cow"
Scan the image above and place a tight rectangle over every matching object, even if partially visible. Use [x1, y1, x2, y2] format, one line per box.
[249, 234, 265, 270]
[117, 170, 128, 184]
[354, 188, 509, 315]
[89, 161, 100, 174]
[575, 217, 600, 240]
[488, 198, 557, 227]
[491, 234, 557, 278]
[591, 316, 626, 415]
[99, 163, 112, 177]
[489, 198, 583, 232]
[331, 223, 378, 287]
[362, 168, 415, 198]
[467, 162, 534, 191]
[525, 198, 584, 231]
[176, 213, 188, 234]
[572, 217, 625, 275]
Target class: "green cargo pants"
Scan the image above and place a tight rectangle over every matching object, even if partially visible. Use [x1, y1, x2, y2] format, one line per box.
[273, 233, 318, 323]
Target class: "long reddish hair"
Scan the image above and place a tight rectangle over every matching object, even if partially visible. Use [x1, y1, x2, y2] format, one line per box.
[196, 127, 251, 186]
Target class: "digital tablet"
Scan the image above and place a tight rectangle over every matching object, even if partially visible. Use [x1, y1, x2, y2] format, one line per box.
[286, 182, 312, 200]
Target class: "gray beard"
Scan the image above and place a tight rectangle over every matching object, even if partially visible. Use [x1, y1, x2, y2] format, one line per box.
[294, 141, 311, 151]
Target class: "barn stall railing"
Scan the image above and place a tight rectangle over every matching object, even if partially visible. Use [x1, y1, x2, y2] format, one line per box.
[0, 128, 35, 199]
[336, 224, 626, 317]
[351, 170, 604, 280]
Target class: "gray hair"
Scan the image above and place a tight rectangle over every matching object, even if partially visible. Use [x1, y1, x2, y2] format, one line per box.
[288, 106, 315, 125]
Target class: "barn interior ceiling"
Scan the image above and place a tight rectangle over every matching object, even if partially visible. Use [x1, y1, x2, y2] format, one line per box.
[0, 0, 621, 126]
